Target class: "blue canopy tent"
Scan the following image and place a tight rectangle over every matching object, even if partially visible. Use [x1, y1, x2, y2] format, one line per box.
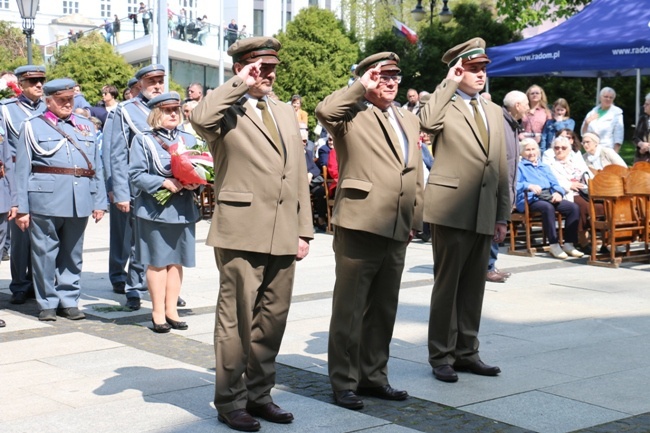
[486, 0, 650, 120]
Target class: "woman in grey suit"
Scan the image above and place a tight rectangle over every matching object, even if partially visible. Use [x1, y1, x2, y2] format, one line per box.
[129, 93, 200, 333]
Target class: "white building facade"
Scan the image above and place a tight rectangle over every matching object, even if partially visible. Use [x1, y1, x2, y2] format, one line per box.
[0, 0, 341, 89]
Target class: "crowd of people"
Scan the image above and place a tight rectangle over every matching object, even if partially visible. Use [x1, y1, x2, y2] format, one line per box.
[94, 5, 244, 48]
[1, 32, 648, 431]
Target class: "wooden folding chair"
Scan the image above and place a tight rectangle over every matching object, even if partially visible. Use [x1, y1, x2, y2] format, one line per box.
[631, 161, 650, 173]
[199, 184, 215, 219]
[624, 170, 650, 251]
[601, 164, 629, 177]
[508, 198, 563, 257]
[588, 172, 645, 267]
[323, 166, 335, 234]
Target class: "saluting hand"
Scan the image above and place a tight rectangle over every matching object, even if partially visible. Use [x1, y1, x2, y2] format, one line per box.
[359, 64, 382, 91]
[446, 58, 464, 83]
[237, 59, 263, 87]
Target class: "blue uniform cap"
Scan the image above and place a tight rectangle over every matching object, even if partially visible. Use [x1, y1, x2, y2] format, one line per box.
[135, 64, 166, 80]
[127, 77, 138, 88]
[43, 78, 77, 97]
[147, 92, 181, 109]
[14, 65, 46, 80]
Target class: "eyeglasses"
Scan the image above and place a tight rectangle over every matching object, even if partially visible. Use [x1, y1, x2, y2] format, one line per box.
[554, 146, 568, 150]
[379, 75, 402, 84]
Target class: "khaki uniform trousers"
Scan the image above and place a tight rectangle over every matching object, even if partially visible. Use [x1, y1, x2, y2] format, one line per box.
[328, 227, 408, 392]
[428, 224, 491, 367]
[213, 248, 296, 414]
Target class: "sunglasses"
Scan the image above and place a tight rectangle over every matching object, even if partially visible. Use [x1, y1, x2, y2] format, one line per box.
[554, 146, 568, 150]
[23, 77, 45, 84]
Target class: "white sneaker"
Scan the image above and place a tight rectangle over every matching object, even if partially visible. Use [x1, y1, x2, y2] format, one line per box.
[549, 243, 568, 259]
[562, 242, 584, 258]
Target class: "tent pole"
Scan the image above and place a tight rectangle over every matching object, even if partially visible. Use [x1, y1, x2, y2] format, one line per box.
[485, 77, 490, 93]
[596, 77, 601, 105]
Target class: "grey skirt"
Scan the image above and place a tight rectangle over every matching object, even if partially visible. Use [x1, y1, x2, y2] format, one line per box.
[135, 217, 196, 268]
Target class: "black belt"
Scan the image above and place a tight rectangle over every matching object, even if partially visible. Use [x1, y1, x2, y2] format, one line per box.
[32, 165, 95, 178]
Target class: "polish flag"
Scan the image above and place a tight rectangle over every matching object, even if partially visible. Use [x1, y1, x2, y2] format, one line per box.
[392, 18, 418, 44]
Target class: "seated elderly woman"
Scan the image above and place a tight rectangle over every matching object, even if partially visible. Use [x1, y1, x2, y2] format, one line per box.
[541, 128, 581, 164]
[547, 135, 604, 252]
[516, 138, 584, 259]
[581, 132, 627, 171]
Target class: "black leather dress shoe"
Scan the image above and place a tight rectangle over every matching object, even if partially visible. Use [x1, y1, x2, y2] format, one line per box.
[454, 360, 501, 376]
[333, 390, 364, 410]
[10, 292, 27, 305]
[112, 282, 126, 294]
[57, 307, 86, 320]
[248, 402, 294, 423]
[357, 384, 408, 401]
[433, 364, 458, 383]
[177, 296, 186, 307]
[165, 316, 188, 330]
[218, 409, 260, 432]
[125, 297, 141, 311]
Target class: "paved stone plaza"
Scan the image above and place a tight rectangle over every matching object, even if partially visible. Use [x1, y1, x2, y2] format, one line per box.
[1, 218, 650, 433]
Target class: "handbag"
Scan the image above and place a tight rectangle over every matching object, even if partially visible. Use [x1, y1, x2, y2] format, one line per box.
[538, 188, 554, 201]
[577, 172, 590, 201]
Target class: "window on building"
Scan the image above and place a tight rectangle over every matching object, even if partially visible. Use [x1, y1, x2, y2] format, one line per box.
[100, 0, 111, 18]
[127, 0, 138, 14]
[0, 0, 10, 10]
[308, 0, 318, 5]
[63, 1, 79, 14]
[253, 9, 263, 37]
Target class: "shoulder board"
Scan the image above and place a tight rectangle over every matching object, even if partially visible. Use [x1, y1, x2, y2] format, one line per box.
[0, 97, 18, 106]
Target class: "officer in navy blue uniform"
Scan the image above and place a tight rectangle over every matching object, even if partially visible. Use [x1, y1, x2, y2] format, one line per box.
[109, 64, 171, 311]
[102, 76, 138, 296]
[15, 78, 107, 321]
[0, 65, 47, 305]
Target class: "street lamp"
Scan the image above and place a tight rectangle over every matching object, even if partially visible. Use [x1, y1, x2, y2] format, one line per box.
[16, 0, 40, 65]
[411, 0, 453, 26]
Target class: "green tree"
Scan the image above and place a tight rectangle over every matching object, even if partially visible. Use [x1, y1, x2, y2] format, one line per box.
[495, 0, 591, 32]
[0, 20, 45, 72]
[274, 7, 360, 131]
[47, 32, 135, 104]
[363, 2, 517, 103]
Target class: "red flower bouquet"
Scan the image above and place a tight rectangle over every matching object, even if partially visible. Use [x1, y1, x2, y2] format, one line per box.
[153, 141, 214, 205]
[0, 78, 22, 100]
